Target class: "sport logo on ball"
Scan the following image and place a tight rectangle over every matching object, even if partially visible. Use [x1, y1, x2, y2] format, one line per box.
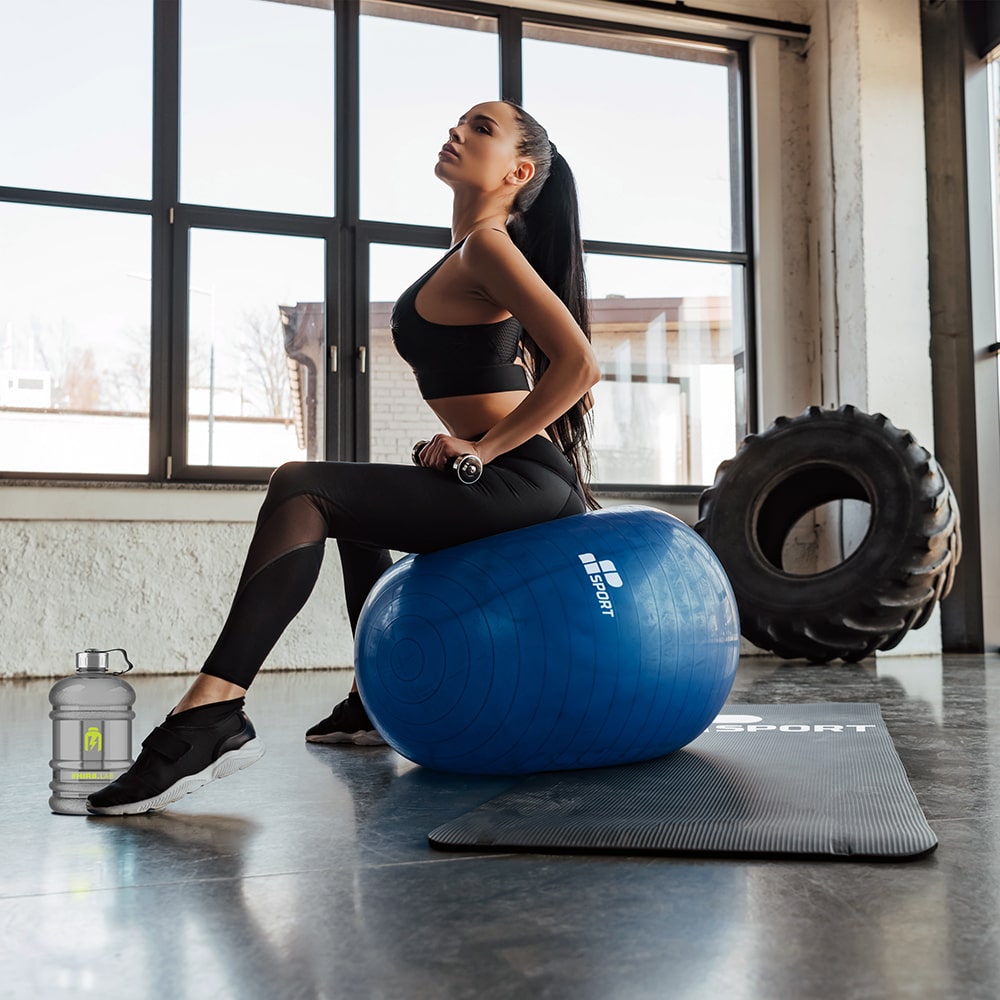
[578, 552, 623, 618]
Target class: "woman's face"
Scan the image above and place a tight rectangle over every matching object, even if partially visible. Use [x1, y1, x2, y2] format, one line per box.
[434, 100, 534, 198]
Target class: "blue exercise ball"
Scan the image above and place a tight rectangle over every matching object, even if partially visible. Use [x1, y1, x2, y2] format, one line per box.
[355, 505, 740, 774]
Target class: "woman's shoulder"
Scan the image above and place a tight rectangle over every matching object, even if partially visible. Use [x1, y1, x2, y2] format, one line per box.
[460, 227, 527, 274]
[458, 226, 557, 312]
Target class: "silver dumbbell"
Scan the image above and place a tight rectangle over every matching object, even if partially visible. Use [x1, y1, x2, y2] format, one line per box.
[411, 440, 483, 484]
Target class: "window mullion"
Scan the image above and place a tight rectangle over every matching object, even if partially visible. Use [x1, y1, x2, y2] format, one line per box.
[153, 0, 180, 481]
[333, 0, 361, 462]
[499, 6, 523, 102]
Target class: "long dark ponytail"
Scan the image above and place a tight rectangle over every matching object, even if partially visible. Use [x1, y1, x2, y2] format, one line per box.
[503, 100, 599, 510]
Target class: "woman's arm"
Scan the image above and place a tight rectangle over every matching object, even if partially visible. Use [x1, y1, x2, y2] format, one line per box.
[455, 227, 600, 465]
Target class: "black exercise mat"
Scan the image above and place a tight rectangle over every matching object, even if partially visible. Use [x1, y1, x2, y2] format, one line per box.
[428, 703, 937, 860]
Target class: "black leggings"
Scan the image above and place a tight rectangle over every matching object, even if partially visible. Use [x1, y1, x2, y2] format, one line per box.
[200, 435, 587, 689]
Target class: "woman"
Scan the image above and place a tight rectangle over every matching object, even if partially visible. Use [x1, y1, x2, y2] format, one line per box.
[87, 100, 601, 815]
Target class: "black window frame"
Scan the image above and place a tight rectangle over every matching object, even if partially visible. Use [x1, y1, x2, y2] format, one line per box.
[0, 0, 756, 492]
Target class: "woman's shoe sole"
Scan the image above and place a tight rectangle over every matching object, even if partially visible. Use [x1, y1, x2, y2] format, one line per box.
[306, 731, 386, 746]
[86, 738, 266, 816]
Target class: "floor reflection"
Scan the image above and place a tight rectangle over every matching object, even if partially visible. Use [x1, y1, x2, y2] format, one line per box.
[4, 656, 1000, 999]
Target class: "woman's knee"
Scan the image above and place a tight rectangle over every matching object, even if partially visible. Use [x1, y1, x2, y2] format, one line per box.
[264, 461, 319, 509]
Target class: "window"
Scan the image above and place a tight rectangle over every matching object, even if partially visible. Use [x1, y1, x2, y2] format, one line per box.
[522, 21, 748, 487]
[180, 0, 335, 216]
[585, 256, 745, 486]
[368, 243, 447, 464]
[522, 24, 741, 250]
[0, 203, 151, 475]
[184, 228, 326, 468]
[359, 3, 498, 226]
[0, 0, 751, 490]
[0, 0, 153, 199]
[0, 0, 153, 477]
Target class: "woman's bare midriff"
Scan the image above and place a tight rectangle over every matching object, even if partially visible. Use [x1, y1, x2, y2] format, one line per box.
[429, 389, 551, 443]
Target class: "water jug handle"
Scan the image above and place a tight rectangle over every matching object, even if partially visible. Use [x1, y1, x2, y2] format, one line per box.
[94, 648, 134, 674]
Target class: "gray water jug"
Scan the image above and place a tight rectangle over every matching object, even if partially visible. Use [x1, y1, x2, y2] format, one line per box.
[49, 648, 136, 815]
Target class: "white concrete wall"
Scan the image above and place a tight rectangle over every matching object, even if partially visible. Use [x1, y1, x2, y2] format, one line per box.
[0, 495, 355, 680]
[824, 0, 934, 444]
[753, 31, 820, 429]
[805, 0, 934, 429]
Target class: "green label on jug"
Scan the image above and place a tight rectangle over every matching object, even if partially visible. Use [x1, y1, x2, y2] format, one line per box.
[82, 721, 105, 764]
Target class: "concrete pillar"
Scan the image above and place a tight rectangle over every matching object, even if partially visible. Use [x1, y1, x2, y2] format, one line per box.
[813, 0, 939, 652]
[827, 0, 934, 445]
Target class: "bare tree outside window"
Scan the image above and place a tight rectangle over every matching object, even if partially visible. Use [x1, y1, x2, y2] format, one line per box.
[239, 307, 291, 420]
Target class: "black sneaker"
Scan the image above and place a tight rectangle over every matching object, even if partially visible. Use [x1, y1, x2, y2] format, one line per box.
[87, 699, 265, 816]
[305, 691, 386, 746]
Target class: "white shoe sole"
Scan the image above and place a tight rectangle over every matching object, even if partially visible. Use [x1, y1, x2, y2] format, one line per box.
[305, 730, 386, 746]
[86, 738, 266, 816]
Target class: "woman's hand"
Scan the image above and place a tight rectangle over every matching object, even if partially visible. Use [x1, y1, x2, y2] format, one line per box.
[414, 433, 485, 471]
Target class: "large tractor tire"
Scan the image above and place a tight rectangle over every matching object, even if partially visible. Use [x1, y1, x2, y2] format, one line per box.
[695, 405, 961, 663]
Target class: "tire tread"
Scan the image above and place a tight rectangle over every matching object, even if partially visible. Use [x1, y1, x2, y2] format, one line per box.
[695, 405, 962, 663]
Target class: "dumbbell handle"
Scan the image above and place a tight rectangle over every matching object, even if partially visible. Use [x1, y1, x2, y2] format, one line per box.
[411, 441, 483, 485]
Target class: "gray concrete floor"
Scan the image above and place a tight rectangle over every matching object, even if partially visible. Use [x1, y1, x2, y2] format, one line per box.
[4, 654, 999, 1000]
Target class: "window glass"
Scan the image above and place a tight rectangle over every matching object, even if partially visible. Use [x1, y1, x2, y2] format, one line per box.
[0, 0, 152, 199]
[186, 228, 325, 467]
[0, 203, 151, 475]
[368, 243, 446, 463]
[360, 2, 498, 226]
[586, 255, 746, 486]
[180, 0, 335, 216]
[523, 23, 740, 251]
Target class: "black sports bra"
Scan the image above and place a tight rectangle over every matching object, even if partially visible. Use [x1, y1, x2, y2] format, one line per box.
[390, 236, 530, 400]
